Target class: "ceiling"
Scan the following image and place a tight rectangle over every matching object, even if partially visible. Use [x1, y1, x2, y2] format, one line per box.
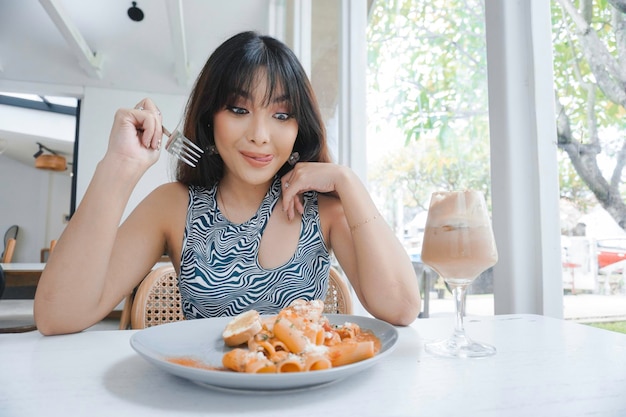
[0, 0, 272, 168]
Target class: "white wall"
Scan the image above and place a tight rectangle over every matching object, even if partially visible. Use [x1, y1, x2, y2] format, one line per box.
[0, 155, 70, 262]
[1, 86, 187, 262]
[77, 87, 188, 221]
[0, 101, 75, 263]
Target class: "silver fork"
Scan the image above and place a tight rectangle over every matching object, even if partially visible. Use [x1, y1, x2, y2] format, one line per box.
[162, 126, 204, 167]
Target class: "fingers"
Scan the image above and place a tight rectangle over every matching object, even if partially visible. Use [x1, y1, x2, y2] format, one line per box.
[282, 195, 303, 221]
[133, 99, 162, 150]
[281, 174, 294, 214]
[281, 171, 304, 221]
[294, 197, 304, 217]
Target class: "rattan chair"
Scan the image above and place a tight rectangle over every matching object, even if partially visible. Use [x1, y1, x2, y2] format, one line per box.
[120, 264, 353, 330]
[327, 266, 353, 315]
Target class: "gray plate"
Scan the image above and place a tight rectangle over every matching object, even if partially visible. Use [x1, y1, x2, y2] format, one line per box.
[130, 314, 399, 391]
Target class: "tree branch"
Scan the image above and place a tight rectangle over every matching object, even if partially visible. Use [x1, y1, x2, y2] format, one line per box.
[557, 0, 626, 106]
[556, 96, 626, 227]
[611, 141, 626, 188]
[608, 0, 626, 14]
[613, 7, 626, 78]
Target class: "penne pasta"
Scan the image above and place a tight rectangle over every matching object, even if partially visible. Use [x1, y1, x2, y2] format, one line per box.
[222, 348, 277, 373]
[222, 348, 249, 372]
[273, 316, 309, 354]
[248, 331, 276, 354]
[303, 351, 332, 371]
[276, 354, 304, 373]
[303, 323, 325, 346]
[328, 340, 375, 367]
[245, 355, 277, 374]
[219, 299, 381, 374]
[270, 338, 288, 352]
[270, 350, 290, 363]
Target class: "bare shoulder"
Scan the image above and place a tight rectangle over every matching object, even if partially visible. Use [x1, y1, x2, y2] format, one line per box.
[131, 182, 189, 226]
[140, 182, 189, 266]
[145, 182, 189, 226]
[149, 181, 189, 204]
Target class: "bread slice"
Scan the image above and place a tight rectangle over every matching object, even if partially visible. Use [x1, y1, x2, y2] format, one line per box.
[222, 310, 262, 346]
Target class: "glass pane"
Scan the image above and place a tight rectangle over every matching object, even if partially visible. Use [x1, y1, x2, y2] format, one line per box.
[366, 0, 493, 317]
[552, 0, 626, 325]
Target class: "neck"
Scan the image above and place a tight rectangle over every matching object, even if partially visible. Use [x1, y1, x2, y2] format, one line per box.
[217, 177, 275, 222]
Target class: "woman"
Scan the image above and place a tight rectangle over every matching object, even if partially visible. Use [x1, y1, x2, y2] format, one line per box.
[34, 31, 420, 335]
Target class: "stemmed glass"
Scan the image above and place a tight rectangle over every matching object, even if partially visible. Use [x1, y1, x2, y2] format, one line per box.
[420, 190, 498, 358]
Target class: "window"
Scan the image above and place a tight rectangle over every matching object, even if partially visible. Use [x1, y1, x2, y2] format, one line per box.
[366, 0, 493, 316]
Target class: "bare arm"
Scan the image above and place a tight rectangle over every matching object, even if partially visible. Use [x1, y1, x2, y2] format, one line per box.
[281, 163, 421, 325]
[34, 99, 168, 335]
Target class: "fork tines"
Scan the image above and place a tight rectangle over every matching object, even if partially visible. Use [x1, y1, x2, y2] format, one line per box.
[162, 126, 204, 168]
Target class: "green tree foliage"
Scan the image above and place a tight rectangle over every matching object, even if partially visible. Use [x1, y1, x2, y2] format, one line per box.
[367, 0, 626, 231]
[367, 0, 491, 217]
[368, 0, 488, 145]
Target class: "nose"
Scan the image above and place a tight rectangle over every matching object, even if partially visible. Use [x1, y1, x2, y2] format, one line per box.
[247, 114, 270, 145]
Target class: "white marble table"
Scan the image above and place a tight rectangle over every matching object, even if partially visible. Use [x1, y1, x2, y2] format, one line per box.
[1, 314, 625, 417]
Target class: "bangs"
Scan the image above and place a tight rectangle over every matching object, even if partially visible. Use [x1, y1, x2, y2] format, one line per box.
[221, 54, 299, 114]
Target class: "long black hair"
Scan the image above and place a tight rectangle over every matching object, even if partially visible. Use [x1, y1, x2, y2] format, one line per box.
[177, 31, 330, 187]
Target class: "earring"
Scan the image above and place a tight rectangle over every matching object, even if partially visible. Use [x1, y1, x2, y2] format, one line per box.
[288, 151, 300, 166]
[208, 145, 218, 155]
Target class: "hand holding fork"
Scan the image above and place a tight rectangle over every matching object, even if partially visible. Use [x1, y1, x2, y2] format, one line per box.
[162, 125, 204, 167]
[135, 102, 203, 168]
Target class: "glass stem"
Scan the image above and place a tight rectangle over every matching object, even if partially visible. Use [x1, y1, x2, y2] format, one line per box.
[451, 284, 468, 340]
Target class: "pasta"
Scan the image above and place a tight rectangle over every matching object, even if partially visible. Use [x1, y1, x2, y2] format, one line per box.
[220, 299, 381, 373]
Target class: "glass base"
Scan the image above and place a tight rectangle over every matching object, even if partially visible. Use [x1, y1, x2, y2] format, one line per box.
[425, 337, 496, 358]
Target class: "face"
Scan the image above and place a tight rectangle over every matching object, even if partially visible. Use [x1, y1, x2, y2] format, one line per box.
[212, 73, 299, 186]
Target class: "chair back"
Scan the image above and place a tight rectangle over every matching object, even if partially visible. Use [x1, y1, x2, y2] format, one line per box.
[325, 266, 353, 314]
[1, 225, 18, 260]
[2, 238, 16, 263]
[129, 265, 182, 329]
[122, 265, 353, 330]
[40, 240, 58, 262]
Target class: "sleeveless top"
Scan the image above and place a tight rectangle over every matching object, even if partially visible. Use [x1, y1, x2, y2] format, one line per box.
[178, 177, 331, 318]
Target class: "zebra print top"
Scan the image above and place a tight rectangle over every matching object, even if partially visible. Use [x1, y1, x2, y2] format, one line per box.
[178, 177, 331, 318]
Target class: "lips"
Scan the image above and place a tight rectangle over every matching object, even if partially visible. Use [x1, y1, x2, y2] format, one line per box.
[241, 151, 274, 165]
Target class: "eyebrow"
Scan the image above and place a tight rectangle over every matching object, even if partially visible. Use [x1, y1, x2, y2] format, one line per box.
[230, 89, 290, 105]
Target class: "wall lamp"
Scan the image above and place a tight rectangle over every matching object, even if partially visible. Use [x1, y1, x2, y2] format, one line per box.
[33, 142, 67, 171]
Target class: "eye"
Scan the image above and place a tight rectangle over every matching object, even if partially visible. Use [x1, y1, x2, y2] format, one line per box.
[274, 113, 293, 121]
[226, 106, 248, 115]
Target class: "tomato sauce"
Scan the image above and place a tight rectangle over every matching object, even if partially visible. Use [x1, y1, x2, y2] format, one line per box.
[166, 356, 228, 371]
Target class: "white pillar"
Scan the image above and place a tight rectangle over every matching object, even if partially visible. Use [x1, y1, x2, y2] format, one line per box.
[485, 0, 563, 318]
[268, 0, 287, 42]
[339, 0, 367, 183]
[290, 0, 312, 78]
